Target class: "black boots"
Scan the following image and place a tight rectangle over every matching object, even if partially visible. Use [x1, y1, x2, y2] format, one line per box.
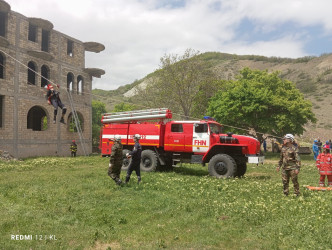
[125, 176, 141, 184]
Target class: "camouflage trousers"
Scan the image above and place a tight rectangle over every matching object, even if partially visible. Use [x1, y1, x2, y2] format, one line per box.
[108, 163, 122, 184]
[281, 169, 300, 195]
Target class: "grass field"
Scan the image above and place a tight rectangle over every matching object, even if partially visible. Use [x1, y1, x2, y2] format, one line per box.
[1, 153, 331, 249]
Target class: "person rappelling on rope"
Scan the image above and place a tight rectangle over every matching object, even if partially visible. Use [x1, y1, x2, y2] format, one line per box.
[46, 84, 67, 124]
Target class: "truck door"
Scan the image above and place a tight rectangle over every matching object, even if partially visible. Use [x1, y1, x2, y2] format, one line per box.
[164, 123, 185, 151]
[192, 123, 210, 153]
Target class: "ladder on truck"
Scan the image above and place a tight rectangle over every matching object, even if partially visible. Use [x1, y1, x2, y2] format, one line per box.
[66, 90, 87, 156]
[101, 108, 172, 123]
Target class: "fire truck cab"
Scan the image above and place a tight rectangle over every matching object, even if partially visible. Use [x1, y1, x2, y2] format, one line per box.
[100, 108, 264, 178]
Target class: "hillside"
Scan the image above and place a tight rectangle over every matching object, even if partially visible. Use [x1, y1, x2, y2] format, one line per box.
[92, 52, 332, 142]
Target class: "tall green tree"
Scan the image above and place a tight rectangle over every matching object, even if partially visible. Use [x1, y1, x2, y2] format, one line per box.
[92, 100, 107, 149]
[207, 68, 316, 142]
[135, 49, 217, 119]
[112, 102, 136, 112]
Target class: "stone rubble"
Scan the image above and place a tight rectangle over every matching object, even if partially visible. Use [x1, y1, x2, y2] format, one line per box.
[0, 150, 17, 161]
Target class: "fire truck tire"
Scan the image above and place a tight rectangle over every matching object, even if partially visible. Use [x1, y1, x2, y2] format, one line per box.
[235, 163, 247, 177]
[121, 149, 131, 171]
[208, 154, 237, 178]
[140, 149, 159, 172]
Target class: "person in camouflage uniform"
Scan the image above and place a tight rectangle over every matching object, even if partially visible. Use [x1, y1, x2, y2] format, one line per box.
[70, 140, 77, 157]
[108, 135, 123, 186]
[277, 134, 301, 196]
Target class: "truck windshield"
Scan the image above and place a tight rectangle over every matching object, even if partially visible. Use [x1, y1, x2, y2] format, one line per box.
[209, 123, 223, 134]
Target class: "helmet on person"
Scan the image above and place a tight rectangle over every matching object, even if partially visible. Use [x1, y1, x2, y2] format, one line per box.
[133, 134, 141, 140]
[47, 84, 53, 90]
[283, 134, 295, 142]
[314, 139, 318, 143]
[114, 134, 121, 141]
[72, 140, 75, 143]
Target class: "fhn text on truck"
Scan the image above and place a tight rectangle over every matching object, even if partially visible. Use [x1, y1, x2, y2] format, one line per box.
[99, 108, 264, 178]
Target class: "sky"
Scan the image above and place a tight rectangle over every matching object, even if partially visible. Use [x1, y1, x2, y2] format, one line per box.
[6, 0, 332, 90]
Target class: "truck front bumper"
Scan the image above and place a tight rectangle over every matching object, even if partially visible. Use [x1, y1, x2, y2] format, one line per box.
[247, 155, 265, 164]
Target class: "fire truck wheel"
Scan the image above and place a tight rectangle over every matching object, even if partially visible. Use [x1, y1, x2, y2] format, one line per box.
[121, 149, 131, 171]
[235, 162, 247, 177]
[208, 154, 237, 178]
[140, 149, 159, 172]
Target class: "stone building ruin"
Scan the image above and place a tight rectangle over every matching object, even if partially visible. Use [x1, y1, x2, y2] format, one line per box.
[0, 0, 105, 158]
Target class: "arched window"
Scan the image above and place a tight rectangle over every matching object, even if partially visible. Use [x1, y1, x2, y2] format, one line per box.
[77, 75, 83, 95]
[41, 65, 50, 88]
[67, 111, 84, 132]
[67, 72, 74, 92]
[27, 106, 48, 131]
[0, 53, 4, 79]
[28, 61, 37, 85]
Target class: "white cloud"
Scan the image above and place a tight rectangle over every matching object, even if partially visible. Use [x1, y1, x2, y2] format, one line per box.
[224, 38, 305, 58]
[7, 0, 332, 90]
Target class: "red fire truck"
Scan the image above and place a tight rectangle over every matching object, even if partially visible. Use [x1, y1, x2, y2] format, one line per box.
[99, 108, 264, 178]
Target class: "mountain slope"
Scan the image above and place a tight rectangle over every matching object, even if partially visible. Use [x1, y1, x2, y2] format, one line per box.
[92, 52, 332, 141]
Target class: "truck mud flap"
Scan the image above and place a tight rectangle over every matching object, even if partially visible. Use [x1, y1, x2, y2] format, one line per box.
[191, 155, 203, 164]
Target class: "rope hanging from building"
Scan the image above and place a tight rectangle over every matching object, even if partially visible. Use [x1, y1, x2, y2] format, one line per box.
[0, 48, 88, 156]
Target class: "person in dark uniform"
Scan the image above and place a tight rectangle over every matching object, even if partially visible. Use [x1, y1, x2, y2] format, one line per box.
[108, 135, 123, 186]
[317, 138, 322, 153]
[125, 134, 142, 184]
[277, 134, 301, 196]
[70, 140, 77, 157]
[46, 84, 67, 124]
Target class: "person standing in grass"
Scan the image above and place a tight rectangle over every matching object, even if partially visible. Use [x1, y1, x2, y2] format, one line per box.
[125, 134, 142, 184]
[316, 144, 332, 187]
[263, 139, 267, 153]
[70, 140, 77, 157]
[312, 140, 319, 160]
[108, 135, 123, 186]
[317, 138, 322, 153]
[277, 134, 301, 196]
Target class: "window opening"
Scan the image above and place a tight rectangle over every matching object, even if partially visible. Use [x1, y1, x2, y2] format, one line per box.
[67, 40, 73, 56]
[68, 111, 84, 132]
[41, 29, 49, 52]
[0, 95, 3, 128]
[77, 75, 83, 95]
[171, 124, 183, 133]
[41, 65, 49, 88]
[28, 61, 36, 85]
[0, 12, 7, 37]
[27, 106, 48, 131]
[28, 23, 37, 42]
[67, 73, 73, 92]
[0, 53, 4, 79]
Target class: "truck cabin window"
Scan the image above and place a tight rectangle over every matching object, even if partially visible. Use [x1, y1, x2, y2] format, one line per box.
[171, 124, 183, 132]
[194, 123, 208, 133]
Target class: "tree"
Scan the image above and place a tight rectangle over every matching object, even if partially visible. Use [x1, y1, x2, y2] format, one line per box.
[113, 102, 136, 112]
[92, 100, 107, 150]
[207, 68, 317, 142]
[135, 49, 217, 119]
